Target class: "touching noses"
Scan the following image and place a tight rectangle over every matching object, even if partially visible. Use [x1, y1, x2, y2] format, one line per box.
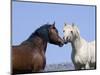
[58, 37, 64, 47]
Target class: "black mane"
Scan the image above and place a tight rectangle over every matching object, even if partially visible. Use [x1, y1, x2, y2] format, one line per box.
[27, 24, 52, 42]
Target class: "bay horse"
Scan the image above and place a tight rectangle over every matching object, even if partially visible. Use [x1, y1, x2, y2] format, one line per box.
[63, 23, 96, 70]
[12, 22, 64, 74]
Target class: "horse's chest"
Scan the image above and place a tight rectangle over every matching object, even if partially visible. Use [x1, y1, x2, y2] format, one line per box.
[73, 47, 90, 64]
[31, 51, 46, 71]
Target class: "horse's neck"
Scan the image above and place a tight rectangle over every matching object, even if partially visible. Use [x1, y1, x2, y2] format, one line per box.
[71, 36, 82, 53]
[22, 35, 47, 53]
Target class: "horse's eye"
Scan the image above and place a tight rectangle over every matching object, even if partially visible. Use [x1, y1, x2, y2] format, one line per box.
[53, 27, 55, 29]
[63, 30, 65, 32]
[71, 31, 73, 34]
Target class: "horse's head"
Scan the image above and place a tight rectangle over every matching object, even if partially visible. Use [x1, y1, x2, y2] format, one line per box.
[35, 22, 64, 47]
[48, 22, 64, 47]
[63, 23, 80, 44]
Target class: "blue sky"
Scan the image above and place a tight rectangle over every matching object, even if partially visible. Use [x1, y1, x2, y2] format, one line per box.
[12, 1, 96, 64]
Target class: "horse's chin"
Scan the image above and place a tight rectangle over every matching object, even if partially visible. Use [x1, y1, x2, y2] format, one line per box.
[59, 44, 63, 47]
[64, 41, 68, 44]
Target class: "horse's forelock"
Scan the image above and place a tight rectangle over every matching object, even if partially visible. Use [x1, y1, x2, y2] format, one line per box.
[64, 24, 80, 38]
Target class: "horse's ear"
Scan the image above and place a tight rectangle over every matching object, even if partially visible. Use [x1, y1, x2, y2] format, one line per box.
[72, 23, 77, 29]
[53, 21, 55, 27]
[72, 23, 80, 36]
[50, 23, 55, 29]
[72, 23, 75, 27]
[72, 23, 78, 29]
[64, 23, 67, 26]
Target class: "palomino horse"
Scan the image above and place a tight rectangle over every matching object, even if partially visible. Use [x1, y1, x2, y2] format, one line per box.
[12, 22, 64, 74]
[63, 23, 96, 70]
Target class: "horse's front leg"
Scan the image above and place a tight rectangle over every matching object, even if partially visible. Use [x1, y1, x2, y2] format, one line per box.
[90, 62, 96, 69]
[73, 62, 82, 70]
[85, 62, 90, 69]
[81, 67, 85, 70]
[32, 53, 45, 72]
[73, 55, 82, 70]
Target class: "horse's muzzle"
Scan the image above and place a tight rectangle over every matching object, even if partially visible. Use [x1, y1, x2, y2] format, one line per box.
[58, 38, 64, 47]
[59, 42, 64, 47]
[63, 37, 68, 44]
